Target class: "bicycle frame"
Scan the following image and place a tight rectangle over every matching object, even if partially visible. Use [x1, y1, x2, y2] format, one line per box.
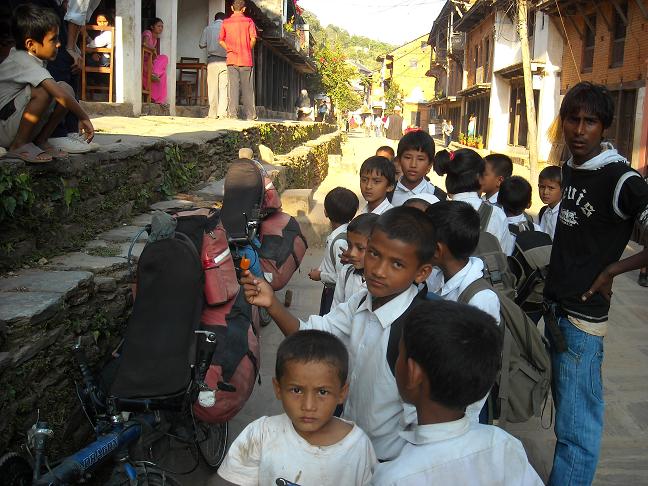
[33, 414, 156, 485]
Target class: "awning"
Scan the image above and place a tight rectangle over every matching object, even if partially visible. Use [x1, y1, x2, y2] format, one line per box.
[431, 96, 461, 105]
[457, 83, 491, 97]
[495, 61, 545, 79]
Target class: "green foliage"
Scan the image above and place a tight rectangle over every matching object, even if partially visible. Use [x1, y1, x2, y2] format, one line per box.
[384, 81, 404, 112]
[302, 10, 394, 71]
[0, 169, 34, 221]
[60, 178, 81, 211]
[160, 145, 198, 198]
[311, 43, 362, 113]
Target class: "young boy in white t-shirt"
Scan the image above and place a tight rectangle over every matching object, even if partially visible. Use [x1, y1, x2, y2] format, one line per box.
[497, 176, 542, 255]
[359, 156, 395, 215]
[537, 165, 562, 239]
[371, 301, 542, 485]
[332, 213, 378, 310]
[0, 4, 94, 162]
[218, 330, 376, 485]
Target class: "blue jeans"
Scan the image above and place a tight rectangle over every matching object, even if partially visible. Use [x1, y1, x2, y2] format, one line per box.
[546, 316, 604, 486]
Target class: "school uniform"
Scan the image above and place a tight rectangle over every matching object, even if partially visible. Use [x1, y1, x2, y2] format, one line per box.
[300, 286, 420, 461]
[452, 192, 513, 254]
[505, 214, 542, 256]
[361, 198, 393, 215]
[371, 416, 543, 485]
[391, 179, 441, 207]
[539, 203, 560, 239]
[318, 224, 348, 315]
[331, 264, 366, 310]
[482, 192, 499, 205]
[219, 414, 376, 486]
[434, 257, 500, 422]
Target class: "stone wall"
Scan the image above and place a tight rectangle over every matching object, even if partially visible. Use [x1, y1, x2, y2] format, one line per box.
[0, 123, 337, 271]
[0, 123, 341, 457]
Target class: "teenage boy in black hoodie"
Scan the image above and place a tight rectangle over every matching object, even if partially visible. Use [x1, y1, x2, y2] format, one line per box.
[544, 82, 648, 486]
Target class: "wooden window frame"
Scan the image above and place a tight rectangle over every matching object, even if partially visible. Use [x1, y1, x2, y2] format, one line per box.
[581, 14, 596, 73]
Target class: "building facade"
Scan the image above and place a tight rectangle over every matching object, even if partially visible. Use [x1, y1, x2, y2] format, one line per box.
[538, 0, 648, 172]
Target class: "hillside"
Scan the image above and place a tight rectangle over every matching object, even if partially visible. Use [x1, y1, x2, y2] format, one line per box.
[302, 10, 395, 71]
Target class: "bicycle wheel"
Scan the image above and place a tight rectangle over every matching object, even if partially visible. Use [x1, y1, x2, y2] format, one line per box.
[196, 421, 228, 469]
[0, 453, 32, 486]
[106, 463, 182, 486]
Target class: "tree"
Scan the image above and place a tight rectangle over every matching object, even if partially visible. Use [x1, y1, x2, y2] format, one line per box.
[384, 80, 404, 112]
[311, 43, 362, 113]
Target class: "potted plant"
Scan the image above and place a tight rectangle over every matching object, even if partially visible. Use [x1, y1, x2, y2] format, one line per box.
[459, 132, 466, 145]
[476, 135, 484, 149]
[467, 136, 475, 147]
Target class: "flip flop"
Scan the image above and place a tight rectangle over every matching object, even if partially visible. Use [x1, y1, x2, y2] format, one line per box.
[5, 142, 52, 163]
[40, 144, 68, 159]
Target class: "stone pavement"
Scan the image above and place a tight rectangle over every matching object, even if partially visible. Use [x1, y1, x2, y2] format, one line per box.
[197, 130, 648, 485]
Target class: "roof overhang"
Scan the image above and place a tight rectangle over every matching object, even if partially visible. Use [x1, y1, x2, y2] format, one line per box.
[262, 36, 316, 73]
[455, 0, 493, 32]
[495, 61, 545, 79]
[431, 96, 462, 105]
[457, 83, 491, 96]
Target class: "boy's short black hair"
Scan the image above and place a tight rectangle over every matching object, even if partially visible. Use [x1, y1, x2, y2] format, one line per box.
[397, 130, 435, 164]
[324, 187, 359, 224]
[347, 213, 379, 237]
[498, 176, 532, 215]
[360, 155, 396, 187]
[12, 4, 60, 50]
[275, 330, 349, 385]
[539, 165, 562, 185]
[484, 153, 513, 178]
[376, 145, 395, 159]
[559, 82, 615, 129]
[402, 300, 502, 411]
[373, 206, 437, 264]
[425, 201, 479, 259]
[434, 149, 484, 194]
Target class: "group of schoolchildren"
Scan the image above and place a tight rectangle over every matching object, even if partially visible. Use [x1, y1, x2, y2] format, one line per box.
[220, 82, 648, 486]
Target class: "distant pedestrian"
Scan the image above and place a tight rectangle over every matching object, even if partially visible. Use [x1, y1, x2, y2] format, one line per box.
[200, 12, 228, 119]
[296, 89, 312, 121]
[364, 115, 373, 137]
[219, 0, 257, 120]
[317, 100, 328, 122]
[384, 106, 406, 145]
[467, 114, 477, 138]
[374, 114, 383, 137]
[444, 119, 453, 146]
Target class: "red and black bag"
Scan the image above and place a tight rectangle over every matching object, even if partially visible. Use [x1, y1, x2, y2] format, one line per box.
[257, 211, 308, 290]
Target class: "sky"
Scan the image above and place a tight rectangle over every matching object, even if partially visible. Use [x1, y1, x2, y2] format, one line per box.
[298, 0, 445, 46]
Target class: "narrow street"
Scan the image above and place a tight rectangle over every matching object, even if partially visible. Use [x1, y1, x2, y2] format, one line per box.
[194, 131, 648, 485]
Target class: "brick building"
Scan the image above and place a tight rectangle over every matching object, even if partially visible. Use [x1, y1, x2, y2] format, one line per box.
[537, 0, 648, 172]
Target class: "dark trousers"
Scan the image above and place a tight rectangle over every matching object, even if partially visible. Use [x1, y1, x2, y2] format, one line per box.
[227, 65, 256, 120]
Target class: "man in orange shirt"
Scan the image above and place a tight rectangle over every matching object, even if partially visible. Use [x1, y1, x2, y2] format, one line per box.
[219, 0, 257, 120]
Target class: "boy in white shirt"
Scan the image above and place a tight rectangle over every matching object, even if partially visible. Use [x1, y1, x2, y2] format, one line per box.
[498, 176, 542, 255]
[309, 187, 359, 315]
[332, 213, 378, 310]
[219, 330, 376, 485]
[481, 153, 513, 205]
[371, 301, 543, 486]
[391, 130, 447, 206]
[537, 165, 562, 239]
[424, 200, 501, 421]
[359, 155, 395, 215]
[435, 149, 513, 254]
[241, 207, 437, 460]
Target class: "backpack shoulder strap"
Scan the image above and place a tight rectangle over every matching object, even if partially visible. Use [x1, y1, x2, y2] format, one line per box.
[457, 277, 493, 305]
[478, 203, 493, 232]
[386, 287, 428, 375]
[343, 265, 355, 286]
[329, 232, 347, 271]
[523, 212, 534, 227]
[508, 223, 521, 237]
[538, 205, 548, 222]
[433, 186, 447, 201]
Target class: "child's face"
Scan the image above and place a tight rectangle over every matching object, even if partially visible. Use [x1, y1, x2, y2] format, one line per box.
[97, 15, 109, 26]
[393, 158, 403, 181]
[480, 162, 503, 197]
[273, 360, 348, 442]
[538, 178, 562, 207]
[27, 28, 60, 61]
[346, 230, 369, 270]
[360, 170, 394, 206]
[364, 229, 431, 301]
[399, 149, 432, 186]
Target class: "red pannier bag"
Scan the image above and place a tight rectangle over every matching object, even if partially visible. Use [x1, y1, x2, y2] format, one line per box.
[257, 211, 308, 290]
[193, 285, 260, 424]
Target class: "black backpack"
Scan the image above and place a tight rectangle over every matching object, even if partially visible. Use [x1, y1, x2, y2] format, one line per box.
[507, 218, 553, 312]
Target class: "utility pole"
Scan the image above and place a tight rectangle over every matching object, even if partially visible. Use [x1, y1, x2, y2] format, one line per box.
[516, 0, 539, 187]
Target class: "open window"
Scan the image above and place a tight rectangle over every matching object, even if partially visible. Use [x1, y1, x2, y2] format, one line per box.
[581, 14, 596, 73]
[610, 1, 628, 68]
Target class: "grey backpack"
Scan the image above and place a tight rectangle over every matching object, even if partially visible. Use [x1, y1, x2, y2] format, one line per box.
[459, 278, 551, 424]
[472, 203, 516, 300]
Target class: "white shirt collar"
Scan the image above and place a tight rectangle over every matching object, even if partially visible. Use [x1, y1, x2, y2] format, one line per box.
[399, 416, 470, 445]
[357, 285, 419, 329]
[396, 178, 431, 195]
[362, 198, 393, 215]
[546, 203, 560, 214]
[327, 223, 348, 242]
[440, 258, 483, 297]
[451, 191, 480, 202]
